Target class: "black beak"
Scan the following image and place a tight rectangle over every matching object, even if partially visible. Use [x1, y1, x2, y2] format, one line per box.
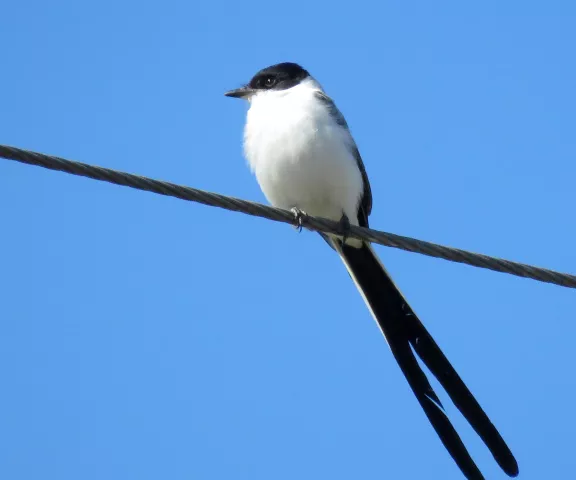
[224, 86, 254, 99]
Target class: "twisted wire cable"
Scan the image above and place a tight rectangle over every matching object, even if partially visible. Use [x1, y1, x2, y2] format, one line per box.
[2, 143, 574, 289]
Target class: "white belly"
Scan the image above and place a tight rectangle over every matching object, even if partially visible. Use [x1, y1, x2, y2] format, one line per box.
[243, 82, 364, 225]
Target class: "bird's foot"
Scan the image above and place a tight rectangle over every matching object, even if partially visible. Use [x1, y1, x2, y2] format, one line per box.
[290, 207, 308, 232]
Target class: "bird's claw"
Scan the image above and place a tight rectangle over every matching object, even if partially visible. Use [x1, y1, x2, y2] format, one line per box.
[290, 207, 308, 232]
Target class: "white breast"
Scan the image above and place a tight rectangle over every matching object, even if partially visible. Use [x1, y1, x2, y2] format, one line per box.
[243, 78, 364, 225]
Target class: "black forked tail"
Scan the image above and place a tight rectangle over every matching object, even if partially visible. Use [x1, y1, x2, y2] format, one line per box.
[335, 241, 519, 480]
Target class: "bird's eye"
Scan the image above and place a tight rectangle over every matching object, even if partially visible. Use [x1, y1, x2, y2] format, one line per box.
[263, 76, 276, 88]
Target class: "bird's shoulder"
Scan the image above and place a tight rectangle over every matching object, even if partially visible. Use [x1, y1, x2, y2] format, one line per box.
[313, 91, 350, 129]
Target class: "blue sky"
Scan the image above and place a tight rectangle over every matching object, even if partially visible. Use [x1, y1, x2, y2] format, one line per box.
[1, 2, 575, 479]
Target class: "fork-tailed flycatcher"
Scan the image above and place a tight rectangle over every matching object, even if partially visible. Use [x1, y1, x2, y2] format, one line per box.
[225, 62, 518, 480]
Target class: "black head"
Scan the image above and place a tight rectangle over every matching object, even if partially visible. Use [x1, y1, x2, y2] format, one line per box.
[225, 62, 310, 99]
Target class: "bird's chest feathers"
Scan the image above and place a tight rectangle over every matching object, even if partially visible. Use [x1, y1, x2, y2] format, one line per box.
[244, 91, 350, 184]
[242, 88, 362, 221]
[244, 91, 329, 173]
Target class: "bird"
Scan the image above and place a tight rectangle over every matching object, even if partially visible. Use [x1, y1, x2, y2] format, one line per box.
[225, 62, 518, 480]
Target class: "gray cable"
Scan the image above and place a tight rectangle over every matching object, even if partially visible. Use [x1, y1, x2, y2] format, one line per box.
[2, 143, 575, 289]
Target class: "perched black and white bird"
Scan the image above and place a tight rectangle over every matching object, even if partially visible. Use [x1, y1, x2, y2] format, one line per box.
[225, 62, 518, 480]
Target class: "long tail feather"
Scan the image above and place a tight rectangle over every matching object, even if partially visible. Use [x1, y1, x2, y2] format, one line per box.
[333, 239, 518, 479]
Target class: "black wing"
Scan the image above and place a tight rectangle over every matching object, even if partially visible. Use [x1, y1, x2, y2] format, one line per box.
[315, 91, 372, 227]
